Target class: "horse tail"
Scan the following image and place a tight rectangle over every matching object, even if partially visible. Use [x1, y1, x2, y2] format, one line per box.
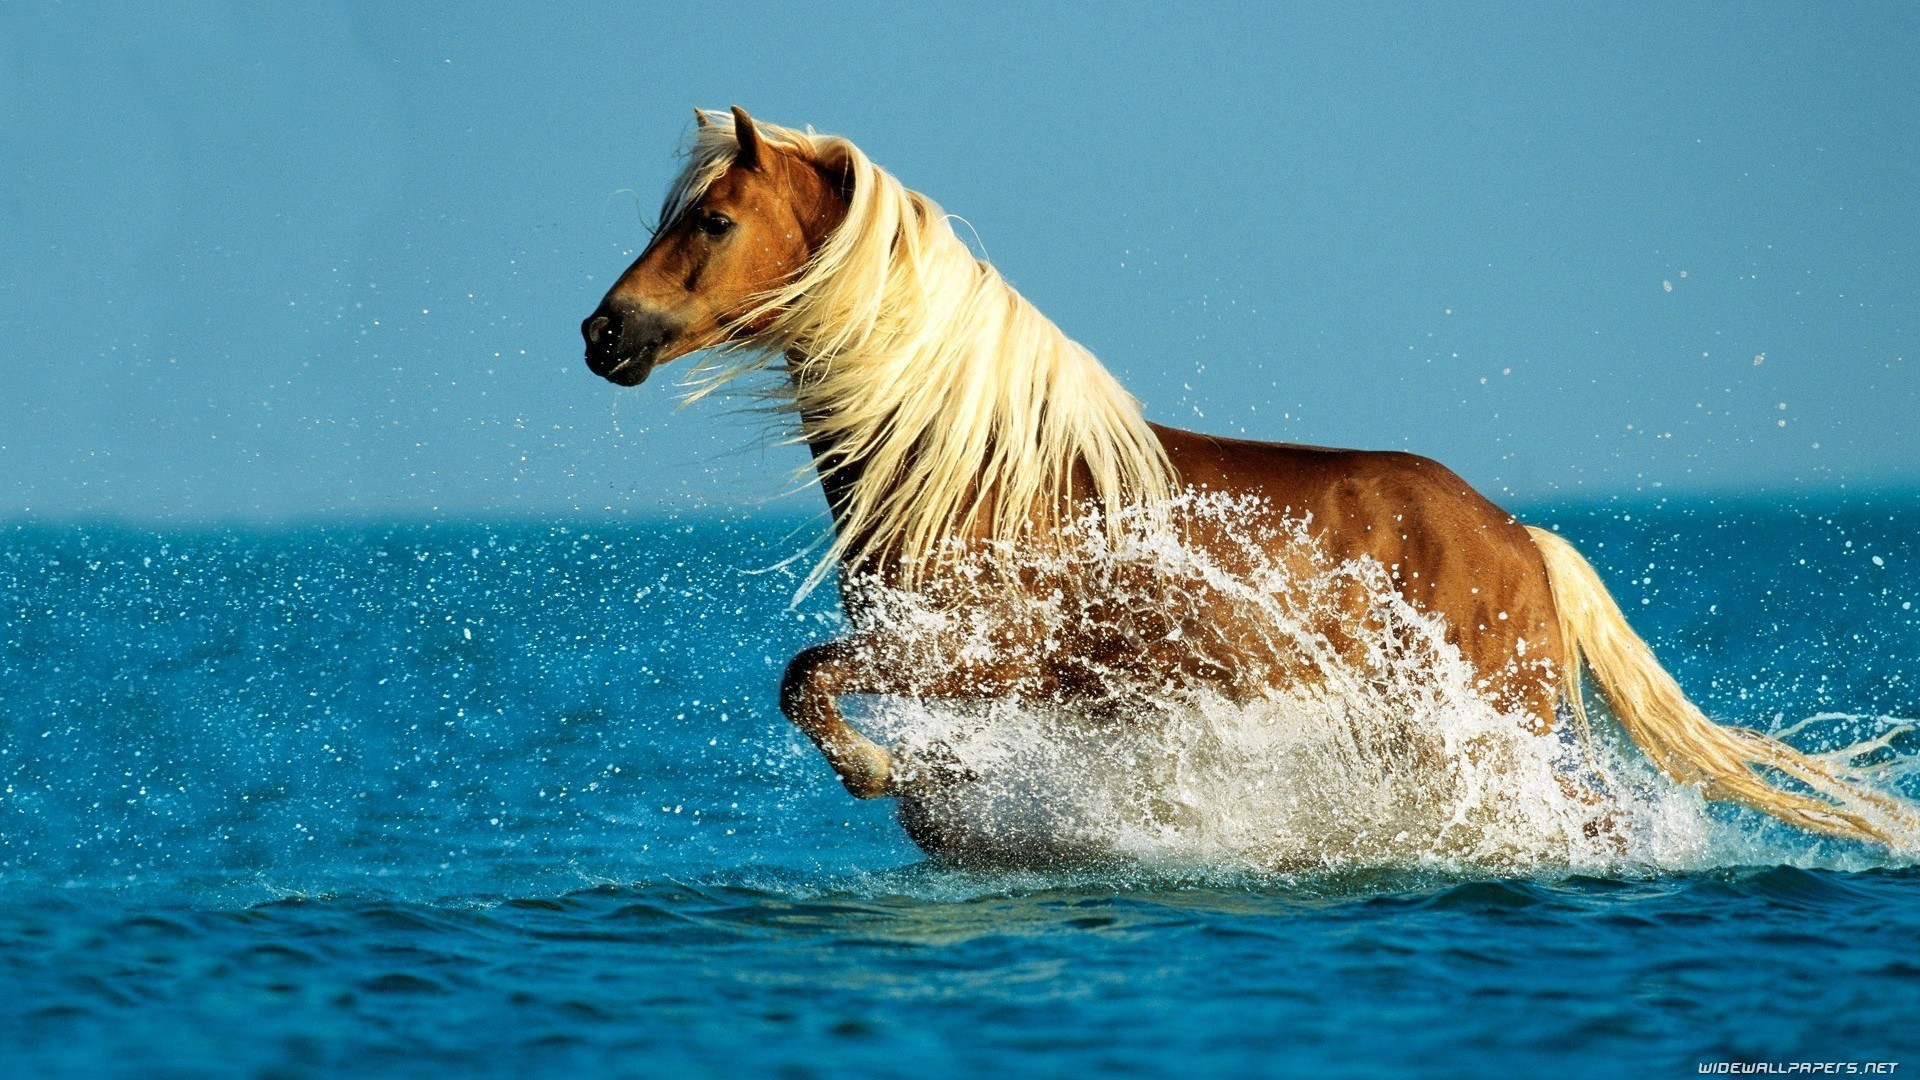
[1526, 525, 1919, 848]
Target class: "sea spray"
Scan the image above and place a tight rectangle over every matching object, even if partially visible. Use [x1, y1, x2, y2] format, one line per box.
[0, 512, 1913, 898]
[828, 493, 1911, 874]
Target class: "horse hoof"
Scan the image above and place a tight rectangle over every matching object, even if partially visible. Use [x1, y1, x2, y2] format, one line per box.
[836, 743, 895, 799]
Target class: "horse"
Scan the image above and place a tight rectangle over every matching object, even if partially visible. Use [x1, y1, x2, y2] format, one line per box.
[581, 106, 1916, 853]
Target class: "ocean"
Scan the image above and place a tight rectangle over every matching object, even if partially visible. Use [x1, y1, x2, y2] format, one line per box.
[2, 498, 1918, 1077]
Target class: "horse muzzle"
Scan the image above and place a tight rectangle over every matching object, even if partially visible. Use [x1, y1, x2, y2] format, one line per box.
[581, 300, 681, 387]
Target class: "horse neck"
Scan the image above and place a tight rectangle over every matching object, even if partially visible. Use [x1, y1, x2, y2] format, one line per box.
[783, 348, 1005, 593]
[801, 419, 864, 538]
[783, 350, 869, 544]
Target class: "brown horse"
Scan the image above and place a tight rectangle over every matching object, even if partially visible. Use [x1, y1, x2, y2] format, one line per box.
[582, 106, 1915, 852]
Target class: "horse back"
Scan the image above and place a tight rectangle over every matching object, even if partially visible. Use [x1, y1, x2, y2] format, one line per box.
[1151, 423, 1565, 722]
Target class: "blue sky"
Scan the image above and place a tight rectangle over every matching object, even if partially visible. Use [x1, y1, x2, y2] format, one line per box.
[3, 2, 1915, 521]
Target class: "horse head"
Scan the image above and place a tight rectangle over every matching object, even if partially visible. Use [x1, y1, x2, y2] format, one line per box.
[582, 107, 848, 386]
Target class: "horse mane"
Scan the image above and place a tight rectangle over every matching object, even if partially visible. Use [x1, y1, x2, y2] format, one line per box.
[666, 110, 1175, 595]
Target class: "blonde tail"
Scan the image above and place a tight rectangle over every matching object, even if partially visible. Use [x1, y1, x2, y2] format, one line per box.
[1527, 525, 1919, 847]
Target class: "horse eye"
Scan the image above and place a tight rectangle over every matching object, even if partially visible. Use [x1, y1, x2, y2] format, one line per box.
[696, 211, 734, 237]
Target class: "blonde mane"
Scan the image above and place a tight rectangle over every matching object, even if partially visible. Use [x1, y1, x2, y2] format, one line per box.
[666, 110, 1174, 595]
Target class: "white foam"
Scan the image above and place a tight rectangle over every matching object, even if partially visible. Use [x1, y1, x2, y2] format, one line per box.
[831, 493, 1915, 876]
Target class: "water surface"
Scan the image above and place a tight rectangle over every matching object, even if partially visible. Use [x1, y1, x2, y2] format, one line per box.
[3, 502, 1917, 1076]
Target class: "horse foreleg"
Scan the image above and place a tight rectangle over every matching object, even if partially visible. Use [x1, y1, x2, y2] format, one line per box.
[780, 637, 1038, 798]
[781, 641, 899, 798]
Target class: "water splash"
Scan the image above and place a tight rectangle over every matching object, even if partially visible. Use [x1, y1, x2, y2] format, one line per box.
[1, 510, 1913, 906]
[826, 494, 1917, 877]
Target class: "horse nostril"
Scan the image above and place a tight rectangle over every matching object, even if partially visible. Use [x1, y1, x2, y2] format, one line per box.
[583, 313, 622, 345]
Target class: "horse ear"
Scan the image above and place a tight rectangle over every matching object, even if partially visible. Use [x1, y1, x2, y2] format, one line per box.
[731, 106, 762, 171]
[693, 107, 710, 128]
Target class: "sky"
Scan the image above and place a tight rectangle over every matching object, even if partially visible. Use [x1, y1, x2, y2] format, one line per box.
[3, 2, 1916, 523]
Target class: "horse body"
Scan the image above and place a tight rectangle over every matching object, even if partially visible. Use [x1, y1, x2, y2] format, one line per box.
[800, 416, 1561, 716]
[581, 107, 1916, 852]
[1149, 424, 1563, 721]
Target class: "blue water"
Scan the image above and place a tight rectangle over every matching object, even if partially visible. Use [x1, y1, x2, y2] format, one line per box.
[3, 502, 1919, 1077]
